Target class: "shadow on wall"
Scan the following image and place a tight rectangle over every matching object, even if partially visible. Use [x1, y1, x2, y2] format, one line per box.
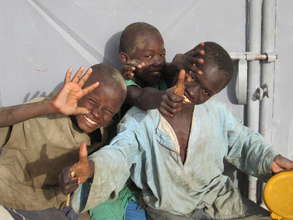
[23, 82, 63, 103]
[103, 31, 122, 70]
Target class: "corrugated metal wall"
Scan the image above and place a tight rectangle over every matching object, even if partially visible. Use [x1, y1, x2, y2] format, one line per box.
[0, 0, 292, 160]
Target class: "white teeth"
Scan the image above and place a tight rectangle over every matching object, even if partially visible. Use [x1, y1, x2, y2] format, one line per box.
[84, 116, 97, 125]
[183, 95, 191, 104]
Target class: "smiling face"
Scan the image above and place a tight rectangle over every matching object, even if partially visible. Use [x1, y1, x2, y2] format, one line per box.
[183, 65, 229, 105]
[120, 24, 166, 87]
[75, 83, 123, 133]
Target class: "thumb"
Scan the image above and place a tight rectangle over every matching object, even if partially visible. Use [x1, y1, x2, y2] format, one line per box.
[75, 107, 90, 115]
[79, 142, 88, 163]
[174, 69, 186, 97]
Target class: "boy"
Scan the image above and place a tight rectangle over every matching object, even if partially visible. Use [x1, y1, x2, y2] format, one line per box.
[62, 42, 293, 220]
[0, 64, 126, 212]
[88, 22, 206, 220]
[119, 22, 205, 114]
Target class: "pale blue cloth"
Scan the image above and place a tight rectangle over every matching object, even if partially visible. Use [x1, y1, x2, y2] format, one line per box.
[72, 99, 276, 219]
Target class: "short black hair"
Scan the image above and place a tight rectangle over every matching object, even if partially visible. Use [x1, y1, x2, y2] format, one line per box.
[119, 22, 161, 54]
[202, 42, 233, 82]
[85, 63, 127, 100]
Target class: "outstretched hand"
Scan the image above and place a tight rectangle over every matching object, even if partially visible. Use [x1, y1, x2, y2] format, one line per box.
[122, 59, 146, 80]
[51, 67, 99, 115]
[59, 142, 94, 195]
[159, 70, 190, 117]
[271, 154, 293, 173]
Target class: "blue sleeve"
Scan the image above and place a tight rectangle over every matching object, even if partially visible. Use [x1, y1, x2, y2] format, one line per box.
[222, 105, 277, 179]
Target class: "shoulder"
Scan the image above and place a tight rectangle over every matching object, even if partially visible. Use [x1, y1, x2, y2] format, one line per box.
[125, 79, 141, 88]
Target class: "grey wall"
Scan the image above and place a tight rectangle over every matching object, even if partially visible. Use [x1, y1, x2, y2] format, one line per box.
[0, 0, 291, 158]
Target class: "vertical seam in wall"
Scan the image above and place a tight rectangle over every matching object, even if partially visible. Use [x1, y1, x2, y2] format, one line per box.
[26, 0, 102, 65]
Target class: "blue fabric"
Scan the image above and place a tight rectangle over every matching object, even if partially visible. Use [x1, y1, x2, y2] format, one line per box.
[73, 99, 277, 219]
[125, 201, 147, 220]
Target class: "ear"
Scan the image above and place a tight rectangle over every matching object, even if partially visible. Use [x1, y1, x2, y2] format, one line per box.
[119, 52, 129, 64]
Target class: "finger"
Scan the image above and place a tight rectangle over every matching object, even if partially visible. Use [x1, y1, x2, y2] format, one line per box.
[81, 82, 100, 97]
[159, 106, 174, 118]
[185, 42, 205, 57]
[64, 67, 73, 84]
[79, 142, 88, 163]
[161, 101, 181, 114]
[126, 59, 142, 67]
[74, 107, 90, 115]
[174, 70, 186, 97]
[72, 67, 84, 83]
[78, 68, 92, 87]
[122, 65, 136, 72]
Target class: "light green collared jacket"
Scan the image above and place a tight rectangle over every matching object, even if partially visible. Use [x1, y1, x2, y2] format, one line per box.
[73, 99, 276, 219]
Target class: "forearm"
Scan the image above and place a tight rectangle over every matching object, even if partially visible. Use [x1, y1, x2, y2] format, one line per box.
[127, 87, 165, 110]
[72, 151, 130, 212]
[163, 62, 178, 88]
[0, 99, 58, 127]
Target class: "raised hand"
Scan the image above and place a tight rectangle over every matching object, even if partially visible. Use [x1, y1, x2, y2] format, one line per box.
[122, 59, 146, 80]
[71, 142, 94, 184]
[271, 154, 293, 173]
[171, 42, 205, 76]
[59, 142, 94, 195]
[51, 67, 99, 115]
[160, 70, 190, 117]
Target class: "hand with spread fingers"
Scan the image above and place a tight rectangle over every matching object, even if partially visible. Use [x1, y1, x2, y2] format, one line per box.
[51, 67, 100, 115]
[159, 69, 190, 117]
[271, 154, 293, 173]
[121, 59, 146, 80]
[171, 42, 205, 76]
[59, 142, 94, 195]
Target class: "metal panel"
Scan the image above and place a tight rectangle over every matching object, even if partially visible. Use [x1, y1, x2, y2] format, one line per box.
[0, 0, 245, 120]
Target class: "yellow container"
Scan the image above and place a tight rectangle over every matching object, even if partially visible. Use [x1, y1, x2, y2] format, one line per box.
[263, 171, 293, 220]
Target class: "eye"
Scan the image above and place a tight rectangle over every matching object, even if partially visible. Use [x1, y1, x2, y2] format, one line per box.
[160, 53, 166, 57]
[88, 98, 96, 104]
[202, 88, 211, 97]
[103, 108, 114, 116]
[144, 55, 153, 59]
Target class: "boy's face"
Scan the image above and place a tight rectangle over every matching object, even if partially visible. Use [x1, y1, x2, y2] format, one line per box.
[126, 32, 166, 86]
[183, 65, 228, 105]
[75, 84, 122, 133]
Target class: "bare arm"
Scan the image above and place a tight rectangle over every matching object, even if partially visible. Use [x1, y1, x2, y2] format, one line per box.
[0, 100, 57, 127]
[0, 67, 99, 127]
[126, 86, 165, 111]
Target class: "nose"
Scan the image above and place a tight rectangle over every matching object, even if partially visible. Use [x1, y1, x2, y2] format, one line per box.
[91, 107, 102, 119]
[153, 55, 165, 66]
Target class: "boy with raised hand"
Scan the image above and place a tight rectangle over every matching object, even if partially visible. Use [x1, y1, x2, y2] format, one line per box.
[119, 22, 205, 114]
[62, 42, 293, 220]
[0, 64, 126, 217]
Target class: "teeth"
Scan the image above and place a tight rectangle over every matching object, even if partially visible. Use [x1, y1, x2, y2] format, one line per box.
[183, 95, 191, 104]
[84, 116, 97, 125]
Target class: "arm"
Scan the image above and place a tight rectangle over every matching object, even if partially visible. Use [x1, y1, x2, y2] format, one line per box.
[60, 113, 142, 212]
[0, 67, 99, 127]
[126, 86, 165, 110]
[0, 100, 57, 127]
[223, 105, 286, 179]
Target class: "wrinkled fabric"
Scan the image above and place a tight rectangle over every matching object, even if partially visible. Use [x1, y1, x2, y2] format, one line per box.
[72, 99, 276, 219]
[0, 97, 96, 210]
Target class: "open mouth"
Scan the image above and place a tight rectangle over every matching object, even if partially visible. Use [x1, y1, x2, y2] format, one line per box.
[83, 115, 98, 126]
[184, 91, 192, 104]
